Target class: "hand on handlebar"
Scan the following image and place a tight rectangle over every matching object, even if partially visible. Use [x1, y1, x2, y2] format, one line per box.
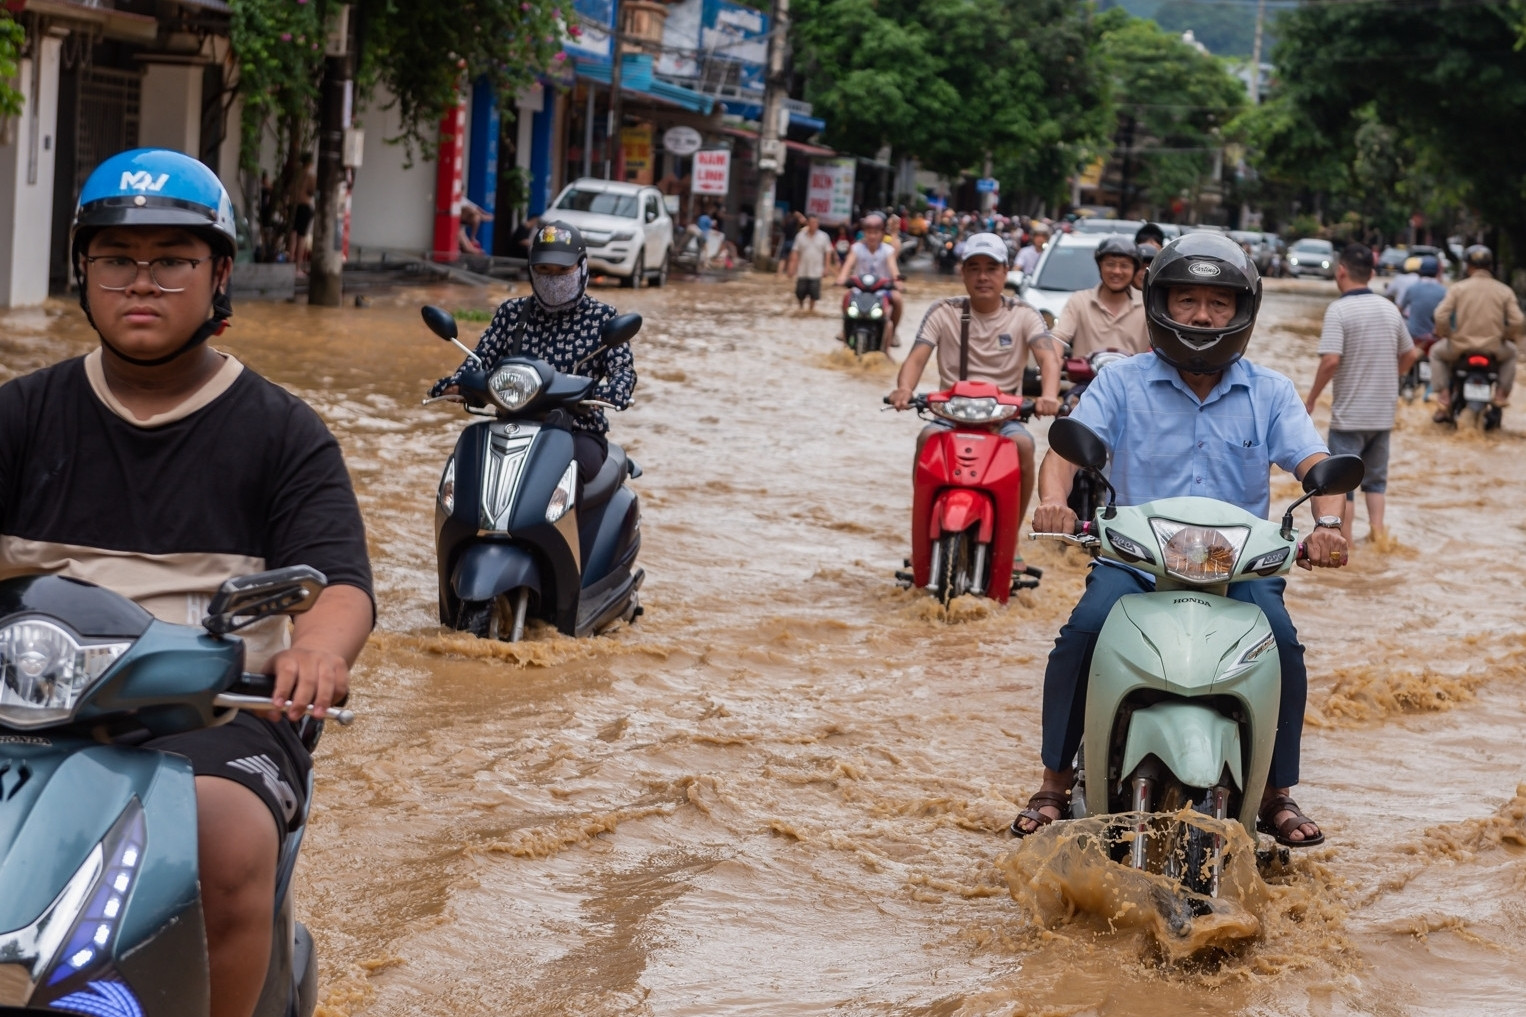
[1297, 526, 1349, 570]
[1033, 396, 1062, 417]
[887, 387, 915, 411]
[1031, 501, 1078, 537]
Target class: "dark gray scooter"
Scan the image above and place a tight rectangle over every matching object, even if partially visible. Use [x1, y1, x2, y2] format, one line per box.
[0, 566, 349, 1016]
[422, 306, 645, 642]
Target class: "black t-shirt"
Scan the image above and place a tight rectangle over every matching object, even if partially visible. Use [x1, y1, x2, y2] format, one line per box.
[0, 353, 373, 667]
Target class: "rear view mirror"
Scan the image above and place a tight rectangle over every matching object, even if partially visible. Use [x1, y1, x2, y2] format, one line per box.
[421, 305, 458, 342]
[602, 313, 642, 348]
[1302, 453, 1364, 496]
[204, 566, 327, 635]
[1048, 418, 1109, 471]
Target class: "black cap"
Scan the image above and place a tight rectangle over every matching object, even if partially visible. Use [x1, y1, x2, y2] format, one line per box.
[530, 220, 586, 267]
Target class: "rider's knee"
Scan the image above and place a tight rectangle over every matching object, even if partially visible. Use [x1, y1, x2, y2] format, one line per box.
[195, 777, 278, 915]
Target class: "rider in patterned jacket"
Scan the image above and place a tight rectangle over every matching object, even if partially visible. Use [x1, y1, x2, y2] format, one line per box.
[430, 221, 638, 481]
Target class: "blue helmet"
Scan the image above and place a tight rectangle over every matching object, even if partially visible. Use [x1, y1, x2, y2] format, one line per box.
[72, 148, 237, 259]
[71, 149, 237, 365]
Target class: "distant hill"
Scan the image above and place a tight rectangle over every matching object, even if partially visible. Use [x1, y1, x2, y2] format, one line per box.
[1099, 0, 1296, 57]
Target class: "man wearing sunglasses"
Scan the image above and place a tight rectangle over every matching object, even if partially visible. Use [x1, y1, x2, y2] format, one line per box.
[0, 148, 373, 1017]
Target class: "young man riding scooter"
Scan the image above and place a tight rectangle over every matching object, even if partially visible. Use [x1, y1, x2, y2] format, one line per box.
[0, 148, 375, 1017]
[887, 233, 1065, 526]
[1010, 232, 1350, 848]
[431, 221, 637, 483]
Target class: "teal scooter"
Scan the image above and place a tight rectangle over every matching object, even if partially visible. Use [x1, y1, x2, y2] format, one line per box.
[1032, 419, 1362, 896]
[0, 567, 348, 1016]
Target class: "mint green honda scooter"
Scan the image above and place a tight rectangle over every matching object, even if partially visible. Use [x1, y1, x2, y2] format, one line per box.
[1032, 419, 1363, 896]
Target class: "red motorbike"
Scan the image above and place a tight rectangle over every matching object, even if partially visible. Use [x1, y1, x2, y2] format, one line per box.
[891, 380, 1039, 606]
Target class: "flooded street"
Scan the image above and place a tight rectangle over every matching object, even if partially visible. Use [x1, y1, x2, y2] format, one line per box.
[5, 270, 1525, 1016]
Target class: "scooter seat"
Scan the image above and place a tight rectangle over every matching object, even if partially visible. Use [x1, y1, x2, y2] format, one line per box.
[582, 443, 629, 511]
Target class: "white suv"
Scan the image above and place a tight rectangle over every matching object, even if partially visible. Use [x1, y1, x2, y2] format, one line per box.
[545, 178, 673, 288]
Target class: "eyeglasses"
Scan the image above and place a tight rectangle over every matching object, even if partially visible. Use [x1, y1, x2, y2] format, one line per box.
[83, 256, 207, 293]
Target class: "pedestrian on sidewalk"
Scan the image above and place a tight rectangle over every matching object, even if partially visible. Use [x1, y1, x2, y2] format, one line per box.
[1304, 243, 1420, 543]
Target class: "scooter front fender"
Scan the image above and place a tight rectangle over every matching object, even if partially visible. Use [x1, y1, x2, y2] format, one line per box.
[929, 488, 994, 544]
[1119, 701, 1243, 792]
[450, 543, 542, 603]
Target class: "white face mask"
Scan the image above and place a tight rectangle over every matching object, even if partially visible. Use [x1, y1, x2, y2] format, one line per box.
[531, 262, 587, 312]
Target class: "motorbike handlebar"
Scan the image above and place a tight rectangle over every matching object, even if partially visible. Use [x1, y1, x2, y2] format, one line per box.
[215, 673, 355, 725]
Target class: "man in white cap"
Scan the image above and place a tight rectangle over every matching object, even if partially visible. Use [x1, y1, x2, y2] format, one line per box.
[888, 232, 1064, 524]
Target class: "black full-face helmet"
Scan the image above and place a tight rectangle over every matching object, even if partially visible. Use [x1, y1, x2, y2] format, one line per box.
[1143, 232, 1263, 374]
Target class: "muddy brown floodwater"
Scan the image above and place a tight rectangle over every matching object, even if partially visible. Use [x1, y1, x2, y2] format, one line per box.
[4, 272, 1525, 1016]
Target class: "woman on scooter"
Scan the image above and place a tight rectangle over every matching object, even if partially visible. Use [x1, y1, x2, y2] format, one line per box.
[1010, 232, 1350, 849]
[0, 148, 375, 1017]
[431, 221, 638, 484]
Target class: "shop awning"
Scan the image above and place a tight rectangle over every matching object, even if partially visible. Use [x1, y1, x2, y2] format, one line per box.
[786, 139, 836, 158]
[8, 0, 157, 40]
[719, 100, 827, 134]
[573, 55, 714, 115]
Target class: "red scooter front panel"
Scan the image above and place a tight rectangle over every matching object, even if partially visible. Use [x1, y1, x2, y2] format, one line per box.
[911, 428, 1022, 602]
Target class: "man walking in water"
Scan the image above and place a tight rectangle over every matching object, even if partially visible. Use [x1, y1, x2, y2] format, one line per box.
[787, 213, 836, 313]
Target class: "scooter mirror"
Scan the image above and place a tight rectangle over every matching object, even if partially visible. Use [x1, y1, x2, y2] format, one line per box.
[1301, 453, 1364, 496]
[602, 312, 643, 348]
[421, 305, 458, 342]
[1048, 418, 1109, 471]
[204, 565, 327, 635]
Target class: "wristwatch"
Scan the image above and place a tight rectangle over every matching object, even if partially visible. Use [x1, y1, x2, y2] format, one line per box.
[1313, 515, 1343, 530]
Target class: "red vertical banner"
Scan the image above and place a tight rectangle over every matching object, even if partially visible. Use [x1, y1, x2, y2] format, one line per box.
[433, 98, 466, 262]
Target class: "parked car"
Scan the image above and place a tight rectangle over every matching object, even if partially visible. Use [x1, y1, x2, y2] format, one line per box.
[545, 178, 673, 287]
[1286, 238, 1336, 279]
[1229, 230, 1275, 275]
[1006, 231, 1107, 328]
[1377, 246, 1412, 276]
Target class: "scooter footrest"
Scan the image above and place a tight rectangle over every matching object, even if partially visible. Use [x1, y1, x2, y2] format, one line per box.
[894, 570, 914, 587]
[1011, 575, 1041, 592]
[1021, 565, 1043, 579]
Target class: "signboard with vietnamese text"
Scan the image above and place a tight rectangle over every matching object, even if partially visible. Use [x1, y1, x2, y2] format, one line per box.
[622, 125, 654, 185]
[806, 158, 855, 224]
[693, 149, 731, 195]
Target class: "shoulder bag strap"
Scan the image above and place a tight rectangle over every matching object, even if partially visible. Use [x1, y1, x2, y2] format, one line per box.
[959, 298, 972, 381]
[508, 300, 532, 357]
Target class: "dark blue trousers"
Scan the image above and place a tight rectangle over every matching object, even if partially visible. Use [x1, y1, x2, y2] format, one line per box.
[1040, 562, 1306, 789]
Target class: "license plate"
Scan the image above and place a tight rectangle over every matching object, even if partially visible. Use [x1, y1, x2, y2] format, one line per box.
[1418, 362, 1431, 382]
[1464, 382, 1492, 402]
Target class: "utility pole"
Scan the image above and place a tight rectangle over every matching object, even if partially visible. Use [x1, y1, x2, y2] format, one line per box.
[605, 26, 624, 181]
[752, 0, 789, 269]
[310, 4, 355, 306]
[1248, 0, 1266, 104]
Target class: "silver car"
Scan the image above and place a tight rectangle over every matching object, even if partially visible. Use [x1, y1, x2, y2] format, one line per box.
[1007, 231, 1108, 329]
[545, 179, 674, 288]
[1286, 238, 1336, 280]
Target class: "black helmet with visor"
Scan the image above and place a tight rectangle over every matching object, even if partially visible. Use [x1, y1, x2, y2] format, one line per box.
[1094, 234, 1142, 268]
[1143, 232, 1262, 375]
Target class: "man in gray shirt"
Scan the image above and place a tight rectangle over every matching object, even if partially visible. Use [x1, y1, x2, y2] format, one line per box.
[1304, 244, 1421, 542]
[786, 213, 836, 312]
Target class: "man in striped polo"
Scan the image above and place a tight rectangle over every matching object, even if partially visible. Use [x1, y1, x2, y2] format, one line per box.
[1304, 243, 1421, 542]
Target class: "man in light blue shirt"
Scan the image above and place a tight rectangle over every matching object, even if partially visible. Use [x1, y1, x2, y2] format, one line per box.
[1010, 233, 1351, 848]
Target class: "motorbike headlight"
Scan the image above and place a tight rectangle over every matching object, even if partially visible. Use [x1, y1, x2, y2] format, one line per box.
[545, 461, 578, 524]
[846, 305, 861, 318]
[0, 620, 130, 728]
[931, 395, 1018, 425]
[487, 364, 544, 412]
[1149, 520, 1249, 584]
[869, 305, 884, 318]
[439, 456, 456, 514]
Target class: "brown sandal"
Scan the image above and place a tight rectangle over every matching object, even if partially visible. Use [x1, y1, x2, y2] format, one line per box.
[1257, 793, 1325, 847]
[1009, 789, 1071, 838]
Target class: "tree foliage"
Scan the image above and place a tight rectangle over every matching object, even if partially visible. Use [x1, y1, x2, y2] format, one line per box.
[1099, 13, 1246, 214]
[1270, 0, 1526, 261]
[791, 0, 1113, 207]
[0, 14, 26, 123]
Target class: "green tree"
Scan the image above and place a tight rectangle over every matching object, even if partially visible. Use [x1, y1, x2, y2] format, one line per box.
[791, 0, 1113, 208]
[1272, 0, 1526, 265]
[0, 14, 26, 124]
[1099, 15, 1246, 216]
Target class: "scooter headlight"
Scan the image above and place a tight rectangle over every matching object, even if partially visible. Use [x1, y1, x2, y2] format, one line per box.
[1149, 520, 1249, 584]
[868, 305, 884, 318]
[0, 620, 130, 728]
[486, 364, 544, 412]
[545, 461, 578, 524]
[930, 396, 1018, 425]
[439, 456, 456, 514]
[846, 305, 861, 318]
